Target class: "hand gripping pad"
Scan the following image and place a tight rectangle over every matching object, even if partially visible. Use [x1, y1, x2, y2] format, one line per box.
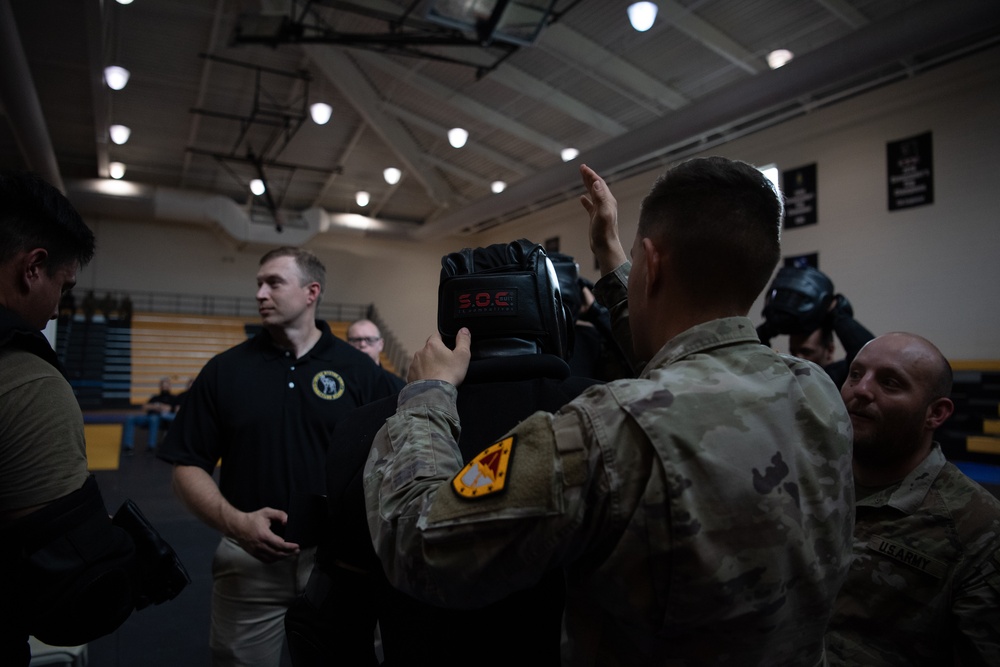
[438, 239, 570, 360]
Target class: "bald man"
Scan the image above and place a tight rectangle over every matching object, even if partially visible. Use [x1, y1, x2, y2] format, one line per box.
[347, 319, 404, 391]
[827, 332, 1000, 666]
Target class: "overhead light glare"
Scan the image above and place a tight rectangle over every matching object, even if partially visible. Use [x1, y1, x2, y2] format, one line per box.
[116, 0, 134, 4]
[448, 127, 468, 148]
[383, 167, 402, 185]
[767, 49, 794, 69]
[561, 147, 579, 162]
[310, 102, 333, 125]
[491, 180, 507, 194]
[627, 2, 658, 32]
[250, 179, 265, 196]
[109, 124, 131, 145]
[356, 191, 370, 207]
[104, 65, 131, 91]
[109, 162, 126, 179]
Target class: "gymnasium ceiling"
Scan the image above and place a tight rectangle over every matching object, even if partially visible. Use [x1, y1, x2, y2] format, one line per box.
[3, 0, 1000, 244]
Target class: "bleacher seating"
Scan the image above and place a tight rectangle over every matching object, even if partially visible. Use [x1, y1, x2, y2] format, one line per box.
[940, 362, 1000, 464]
[129, 312, 248, 404]
[57, 316, 131, 409]
[59, 310, 400, 410]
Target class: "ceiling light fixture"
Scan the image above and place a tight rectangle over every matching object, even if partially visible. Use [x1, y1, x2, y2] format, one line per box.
[448, 127, 468, 148]
[109, 162, 126, 179]
[116, 0, 134, 4]
[356, 191, 370, 207]
[491, 180, 507, 194]
[250, 179, 266, 196]
[109, 124, 131, 145]
[383, 167, 402, 185]
[561, 148, 579, 162]
[104, 66, 131, 91]
[310, 102, 333, 125]
[766, 49, 794, 69]
[627, 2, 658, 32]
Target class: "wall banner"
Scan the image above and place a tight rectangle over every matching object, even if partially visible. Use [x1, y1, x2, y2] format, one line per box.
[782, 163, 818, 229]
[887, 131, 934, 211]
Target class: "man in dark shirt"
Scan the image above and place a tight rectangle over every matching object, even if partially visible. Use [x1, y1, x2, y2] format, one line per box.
[158, 246, 397, 666]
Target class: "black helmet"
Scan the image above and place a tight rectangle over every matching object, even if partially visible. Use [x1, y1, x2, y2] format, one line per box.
[761, 266, 834, 336]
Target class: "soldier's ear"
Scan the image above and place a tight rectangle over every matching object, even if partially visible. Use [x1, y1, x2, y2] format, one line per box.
[21, 248, 49, 291]
[925, 396, 954, 431]
[641, 237, 661, 297]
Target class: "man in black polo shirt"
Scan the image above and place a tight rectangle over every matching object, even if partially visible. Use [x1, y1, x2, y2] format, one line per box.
[158, 246, 397, 666]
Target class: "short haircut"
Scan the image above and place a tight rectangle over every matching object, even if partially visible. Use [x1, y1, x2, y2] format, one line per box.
[259, 246, 326, 298]
[0, 170, 95, 272]
[637, 157, 783, 310]
[923, 338, 953, 401]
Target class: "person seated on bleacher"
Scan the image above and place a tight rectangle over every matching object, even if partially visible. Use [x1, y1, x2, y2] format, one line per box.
[121, 377, 178, 453]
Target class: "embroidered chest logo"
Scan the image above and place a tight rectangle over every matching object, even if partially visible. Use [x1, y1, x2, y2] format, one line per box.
[452, 436, 515, 499]
[312, 371, 345, 400]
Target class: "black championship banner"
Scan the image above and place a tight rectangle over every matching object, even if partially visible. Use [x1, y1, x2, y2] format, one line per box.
[888, 131, 934, 211]
[782, 163, 818, 229]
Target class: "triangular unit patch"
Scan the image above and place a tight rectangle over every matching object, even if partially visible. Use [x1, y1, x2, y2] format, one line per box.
[452, 435, 515, 499]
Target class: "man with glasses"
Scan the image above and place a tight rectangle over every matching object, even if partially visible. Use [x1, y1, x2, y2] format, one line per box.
[347, 319, 404, 390]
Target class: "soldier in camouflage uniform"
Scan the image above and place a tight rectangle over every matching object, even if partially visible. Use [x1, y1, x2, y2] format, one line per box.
[827, 332, 1000, 665]
[364, 157, 855, 666]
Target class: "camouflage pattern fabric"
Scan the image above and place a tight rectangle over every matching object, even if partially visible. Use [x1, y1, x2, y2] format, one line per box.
[364, 265, 854, 666]
[827, 444, 1000, 666]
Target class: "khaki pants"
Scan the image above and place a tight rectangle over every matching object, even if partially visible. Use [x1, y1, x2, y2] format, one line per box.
[209, 537, 315, 667]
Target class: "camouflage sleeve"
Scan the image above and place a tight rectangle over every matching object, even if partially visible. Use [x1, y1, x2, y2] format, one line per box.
[363, 380, 607, 609]
[592, 261, 642, 373]
[952, 546, 1000, 664]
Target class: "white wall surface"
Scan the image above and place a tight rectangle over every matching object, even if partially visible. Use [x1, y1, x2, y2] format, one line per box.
[78, 45, 1000, 362]
[475, 45, 1000, 362]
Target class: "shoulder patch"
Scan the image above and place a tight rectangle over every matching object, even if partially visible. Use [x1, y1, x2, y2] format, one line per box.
[452, 436, 515, 499]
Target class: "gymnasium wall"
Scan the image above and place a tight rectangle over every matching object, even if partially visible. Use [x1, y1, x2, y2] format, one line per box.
[76, 45, 1000, 362]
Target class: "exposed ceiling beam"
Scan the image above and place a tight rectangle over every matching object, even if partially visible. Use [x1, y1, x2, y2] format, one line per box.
[180, 0, 228, 188]
[351, 50, 567, 156]
[539, 22, 690, 111]
[814, 0, 870, 29]
[310, 121, 365, 208]
[487, 65, 627, 136]
[381, 102, 531, 177]
[421, 154, 493, 191]
[0, 0, 64, 190]
[414, 0, 1000, 240]
[313, 0, 626, 136]
[304, 45, 454, 205]
[658, 0, 766, 74]
[84, 0, 109, 179]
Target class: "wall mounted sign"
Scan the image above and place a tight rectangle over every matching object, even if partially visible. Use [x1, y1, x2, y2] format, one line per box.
[782, 163, 818, 228]
[888, 131, 934, 211]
